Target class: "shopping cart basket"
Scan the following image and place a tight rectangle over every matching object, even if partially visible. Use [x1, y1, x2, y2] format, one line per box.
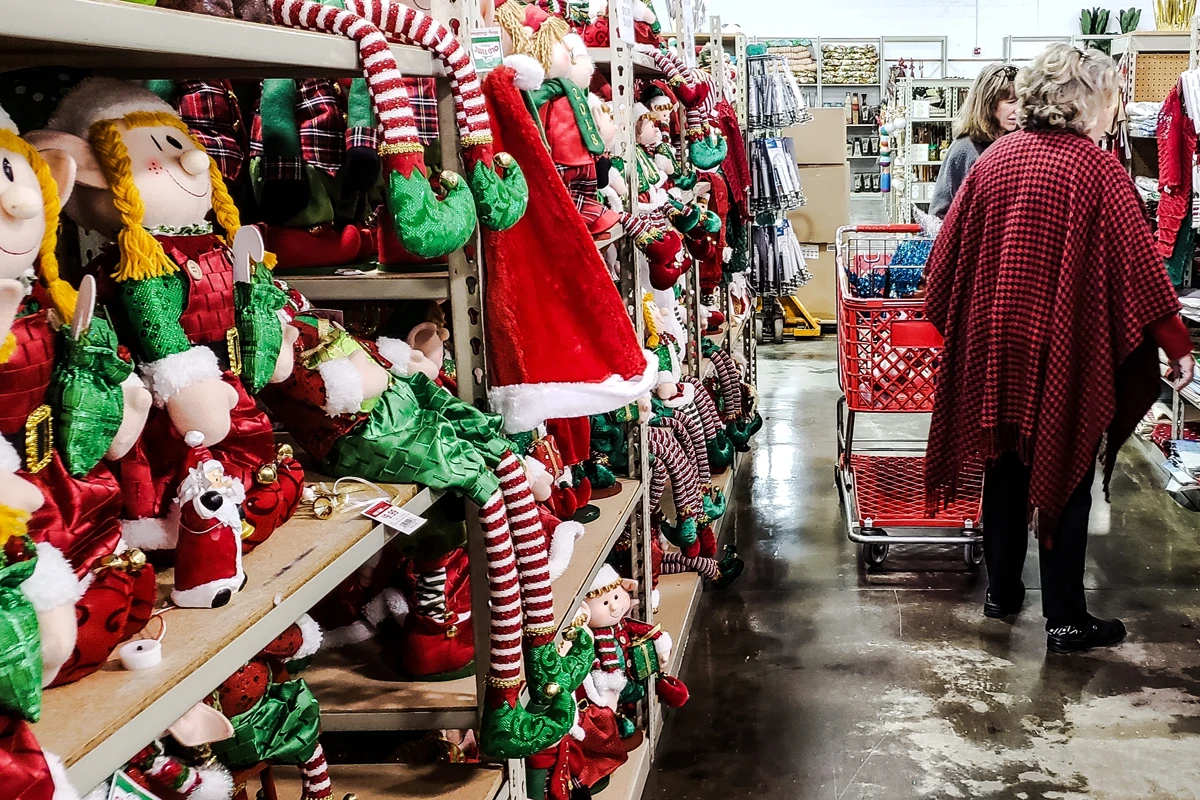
[834, 224, 984, 569]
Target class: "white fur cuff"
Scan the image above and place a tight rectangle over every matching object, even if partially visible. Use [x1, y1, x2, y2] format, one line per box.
[140, 346, 222, 406]
[319, 357, 365, 417]
[504, 54, 545, 90]
[546, 520, 584, 581]
[292, 613, 324, 660]
[21, 542, 83, 611]
[376, 337, 413, 377]
[122, 512, 179, 551]
[0, 437, 20, 472]
[654, 630, 673, 660]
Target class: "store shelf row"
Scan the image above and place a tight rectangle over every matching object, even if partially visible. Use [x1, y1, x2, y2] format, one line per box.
[301, 479, 645, 732]
[33, 483, 444, 792]
[0, 0, 439, 77]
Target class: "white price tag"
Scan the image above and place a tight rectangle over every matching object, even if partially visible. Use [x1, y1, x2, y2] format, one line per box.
[800, 244, 820, 260]
[612, 0, 634, 44]
[361, 499, 428, 535]
[471, 27, 504, 73]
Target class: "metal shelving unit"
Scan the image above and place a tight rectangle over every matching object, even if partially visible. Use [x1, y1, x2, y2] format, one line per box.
[888, 77, 971, 222]
[8, 1, 757, 797]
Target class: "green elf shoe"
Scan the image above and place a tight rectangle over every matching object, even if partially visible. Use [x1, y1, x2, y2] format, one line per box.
[702, 487, 727, 521]
[707, 430, 735, 471]
[525, 627, 595, 702]
[480, 690, 577, 759]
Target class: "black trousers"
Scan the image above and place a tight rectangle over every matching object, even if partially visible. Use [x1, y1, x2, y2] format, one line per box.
[981, 453, 1094, 624]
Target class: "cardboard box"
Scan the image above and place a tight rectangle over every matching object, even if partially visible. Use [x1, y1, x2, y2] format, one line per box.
[788, 164, 850, 243]
[782, 108, 847, 166]
[794, 242, 838, 323]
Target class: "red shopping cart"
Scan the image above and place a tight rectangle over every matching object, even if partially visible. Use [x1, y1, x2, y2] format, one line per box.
[834, 224, 984, 569]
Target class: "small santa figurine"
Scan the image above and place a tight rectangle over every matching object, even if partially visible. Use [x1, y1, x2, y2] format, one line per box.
[171, 432, 247, 609]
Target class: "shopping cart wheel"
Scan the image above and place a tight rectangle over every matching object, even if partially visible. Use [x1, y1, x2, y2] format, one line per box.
[860, 528, 889, 568]
[773, 317, 784, 343]
[755, 317, 764, 344]
[964, 541, 984, 569]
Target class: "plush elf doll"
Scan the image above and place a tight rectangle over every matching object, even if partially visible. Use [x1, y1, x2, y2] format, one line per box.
[2, 105, 162, 688]
[494, 1, 619, 239]
[582, 565, 687, 726]
[702, 337, 763, 449]
[0, 437, 82, 800]
[206, 615, 334, 800]
[121, 704, 235, 800]
[574, 0, 660, 47]
[34, 77, 305, 554]
[634, 44, 728, 171]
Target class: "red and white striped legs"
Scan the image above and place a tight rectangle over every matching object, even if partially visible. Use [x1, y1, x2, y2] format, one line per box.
[301, 743, 333, 800]
[479, 489, 524, 704]
[709, 348, 744, 421]
[646, 426, 702, 518]
[658, 407, 710, 487]
[661, 551, 720, 581]
[495, 451, 557, 647]
[270, 0, 423, 151]
[683, 375, 723, 439]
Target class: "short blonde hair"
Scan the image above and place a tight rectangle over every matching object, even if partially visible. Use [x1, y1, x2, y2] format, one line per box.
[1017, 43, 1119, 134]
[954, 64, 1017, 144]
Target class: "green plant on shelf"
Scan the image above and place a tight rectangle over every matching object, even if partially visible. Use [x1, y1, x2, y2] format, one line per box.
[1080, 7, 1112, 53]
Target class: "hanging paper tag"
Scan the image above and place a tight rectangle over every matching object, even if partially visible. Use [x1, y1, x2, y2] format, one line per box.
[612, 0, 634, 44]
[361, 499, 428, 535]
[472, 27, 504, 73]
[108, 771, 164, 800]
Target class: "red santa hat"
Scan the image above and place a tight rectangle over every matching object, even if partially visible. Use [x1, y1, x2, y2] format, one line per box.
[481, 64, 656, 433]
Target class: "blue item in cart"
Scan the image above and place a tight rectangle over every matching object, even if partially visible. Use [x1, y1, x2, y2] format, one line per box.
[890, 239, 934, 266]
[886, 239, 933, 298]
[848, 268, 888, 298]
[889, 267, 923, 297]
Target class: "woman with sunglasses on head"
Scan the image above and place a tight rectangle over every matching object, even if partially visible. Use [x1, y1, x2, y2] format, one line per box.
[928, 64, 1019, 218]
[924, 44, 1194, 654]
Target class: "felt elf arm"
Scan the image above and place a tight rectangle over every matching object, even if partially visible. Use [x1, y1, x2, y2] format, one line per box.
[234, 264, 290, 394]
[115, 274, 223, 408]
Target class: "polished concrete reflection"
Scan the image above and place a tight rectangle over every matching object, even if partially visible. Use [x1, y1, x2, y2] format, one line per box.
[643, 339, 1200, 800]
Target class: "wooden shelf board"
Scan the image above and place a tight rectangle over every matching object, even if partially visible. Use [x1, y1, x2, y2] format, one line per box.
[553, 479, 644, 633]
[588, 48, 664, 77]
[34, 482, 430, 792]
[280, 269, 450, 302]
[603, 740, 652, 800]
[273, 762, 505, 800]
[0, 0, 438, 78]
[304, 640, 479, 732]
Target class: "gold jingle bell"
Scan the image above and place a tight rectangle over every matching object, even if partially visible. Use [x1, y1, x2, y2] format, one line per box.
[312, 495, 336, 520]
[256, 463, 278, 485]
[440, 170, 460, 188]
[99, 548, 147, 573]
[543, 682, 561, 698]
[240, 519, 257, 540]
[495, 151, 514, 168]
[446, 624, 458, 638]
[276, 443, 294, 461]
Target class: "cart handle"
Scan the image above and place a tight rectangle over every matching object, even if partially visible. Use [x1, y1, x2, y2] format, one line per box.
[836, 224, 923, 251]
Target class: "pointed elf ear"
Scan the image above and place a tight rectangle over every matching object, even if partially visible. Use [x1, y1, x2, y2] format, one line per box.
[621, 578, 639, 594]
[167, 702, 235, 747]
[25, 130, 108, 190]
[37, 149, 78, 206]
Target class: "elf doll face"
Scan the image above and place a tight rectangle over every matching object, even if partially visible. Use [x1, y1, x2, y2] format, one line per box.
[636, 118, 661, 149]
[649, 100, 672, 128]
[0, 146, 45, 280]
[120, 124, 214, 229]
[584, 578, 637, 628]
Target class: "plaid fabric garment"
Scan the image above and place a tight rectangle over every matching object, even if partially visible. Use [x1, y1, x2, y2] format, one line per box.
[924, 130, 1182, 537]
[296, 79, 344, 176]
[405, 77, 439, 145]
[177, 80, 247, 182]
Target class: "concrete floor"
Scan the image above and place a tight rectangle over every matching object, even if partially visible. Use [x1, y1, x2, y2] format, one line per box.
[643, 338, 1200, 800]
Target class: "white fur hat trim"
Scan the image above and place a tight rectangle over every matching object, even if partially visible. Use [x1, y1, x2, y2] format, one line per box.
[0, 437, 20, 472]
[47, 77, 175, 137]
[0, 103, 16, 134]
[21, 542, 84, 611]
[588, 563, 621, 594]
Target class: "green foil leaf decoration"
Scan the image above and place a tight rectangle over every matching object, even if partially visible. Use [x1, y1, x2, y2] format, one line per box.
[388, 168, 478, 259]
[51, 318, 132, 477]
[211, 678, 321, 768]
[468, 156, 529, 231]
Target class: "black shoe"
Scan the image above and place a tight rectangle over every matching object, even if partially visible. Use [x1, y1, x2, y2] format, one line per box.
[1046, 616, 1126, 654]
[983, 585, 1025, 619]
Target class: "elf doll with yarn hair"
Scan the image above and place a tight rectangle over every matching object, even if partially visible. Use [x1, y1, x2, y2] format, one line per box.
[1, 103, 167, 689]
[0, 433, 83, 800]
[31, 77, 305, 554]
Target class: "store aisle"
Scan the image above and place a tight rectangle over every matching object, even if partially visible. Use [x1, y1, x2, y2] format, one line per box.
[644, 339, 1200, 800]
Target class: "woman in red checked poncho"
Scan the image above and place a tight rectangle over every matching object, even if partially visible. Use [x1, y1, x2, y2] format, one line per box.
[924, 43, 1196, 654]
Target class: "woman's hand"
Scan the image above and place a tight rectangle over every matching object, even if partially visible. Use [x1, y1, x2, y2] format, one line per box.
[1167, 353, 1196, 391]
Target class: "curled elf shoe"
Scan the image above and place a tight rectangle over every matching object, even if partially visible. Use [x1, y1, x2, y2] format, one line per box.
[726, 420, 752, 450]
[707, 430, 735, 472]
[481, 687, 577, 759]
[525, 626, 595, 701]
[713, 545, 745, 589]
[660, 517, 699, 556]
[702, 486, 727, 520]
[689, 135, 728, 170]
[465, 152, 529, 231]
[1047, 616, 1126, 654]
[743, 411, 764, 437]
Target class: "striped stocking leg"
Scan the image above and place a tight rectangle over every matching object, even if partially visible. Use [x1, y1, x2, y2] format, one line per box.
[494, 451, 594, 697]
[665, 406, 711, 487]
[647, 427, 702, 557]
[301, 743, 333, 800]
[710, 348, 745, 421]
[478, 487, 577, 758]
[649, 446, 669, 510]
[414, 564, 448, 622]
[478, 489, 524, 705]
[683, 375, 722, 439]
[661, 551, 721, 581]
